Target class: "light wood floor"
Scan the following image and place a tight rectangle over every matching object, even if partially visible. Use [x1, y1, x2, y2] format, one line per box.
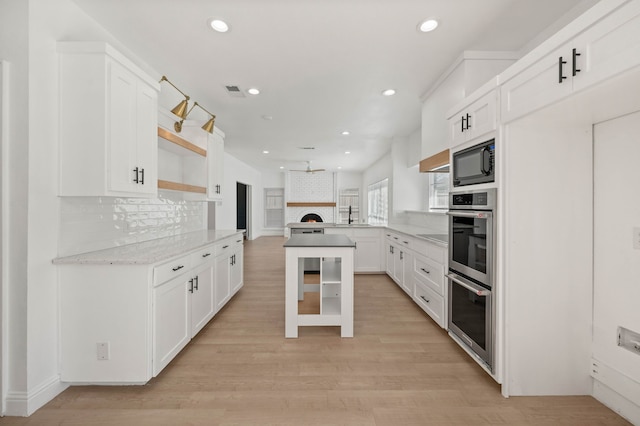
[4, 236, 630, 425]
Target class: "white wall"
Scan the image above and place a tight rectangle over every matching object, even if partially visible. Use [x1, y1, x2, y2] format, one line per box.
[0, 0, 29, 414]
[362, 151, 392, 223]
[217, 152, 263, 239]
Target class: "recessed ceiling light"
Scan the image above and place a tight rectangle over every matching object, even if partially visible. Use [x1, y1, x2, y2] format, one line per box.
[337, 166, 342, 169]
[345, 151, 351, 154]
[341, 131, 350, 136]
[247, 88, 260, 95]
[382, 89, 396, 96]
[263, 150, 269, 154]
[279, 166, 284, 169]
[209, 18, 230, 33]
[418, 19, 439, 32]
[262, 115, 273, 120]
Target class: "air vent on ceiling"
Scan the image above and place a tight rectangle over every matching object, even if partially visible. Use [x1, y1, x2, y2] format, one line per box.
[225, 85, 246, 98]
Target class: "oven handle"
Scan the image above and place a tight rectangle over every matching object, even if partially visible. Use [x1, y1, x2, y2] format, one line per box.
[446, 211, 492, 219]
[446, 273, 490, 296]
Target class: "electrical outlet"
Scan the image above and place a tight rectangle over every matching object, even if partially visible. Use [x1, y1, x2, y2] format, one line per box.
[633, 227, 640, 250]
[97, 342, 109, 360]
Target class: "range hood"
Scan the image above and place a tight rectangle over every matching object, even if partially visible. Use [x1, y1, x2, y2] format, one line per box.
[419, 149, 449, 173]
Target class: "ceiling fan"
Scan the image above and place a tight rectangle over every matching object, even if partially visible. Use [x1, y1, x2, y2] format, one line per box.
[292, 161, 325, 174]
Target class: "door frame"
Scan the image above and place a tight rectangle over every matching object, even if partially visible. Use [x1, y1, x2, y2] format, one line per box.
[236, 181, 252, 240]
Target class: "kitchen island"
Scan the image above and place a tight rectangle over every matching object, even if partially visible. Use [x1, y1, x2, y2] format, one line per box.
[284, 234, 356, 338]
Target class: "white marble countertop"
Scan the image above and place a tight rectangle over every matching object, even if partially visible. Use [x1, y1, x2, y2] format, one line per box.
[53, 230, 244, 265]
[286, 222, 448, 246]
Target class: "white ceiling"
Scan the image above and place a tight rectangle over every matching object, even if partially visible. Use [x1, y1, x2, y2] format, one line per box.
[71, 0, 595, 173]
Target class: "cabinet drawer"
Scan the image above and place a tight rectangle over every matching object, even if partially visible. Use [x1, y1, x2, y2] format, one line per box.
[414, 255, 444, 295]
[191, 244, 215, 268]
[413, 280, 445, 328]
[153, 254, 191, 287]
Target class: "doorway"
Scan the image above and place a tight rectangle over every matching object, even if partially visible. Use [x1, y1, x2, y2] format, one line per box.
[236, 182, 251, 239]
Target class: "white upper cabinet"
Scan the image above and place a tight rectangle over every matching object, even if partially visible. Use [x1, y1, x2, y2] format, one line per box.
[500, 0, 640, 123]
[58, 42, 159, 197]
[448, 87, 497, 146]
[207, 130, 225, 201]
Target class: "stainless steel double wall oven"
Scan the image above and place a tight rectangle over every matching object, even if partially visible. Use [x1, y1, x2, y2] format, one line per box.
[446, 188, 496, 371]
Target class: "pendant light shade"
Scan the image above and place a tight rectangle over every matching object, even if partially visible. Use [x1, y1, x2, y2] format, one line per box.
[170, 99, 189, 119]
[202, 116, 216, 134]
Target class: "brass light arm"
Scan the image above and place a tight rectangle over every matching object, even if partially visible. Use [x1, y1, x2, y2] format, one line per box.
[159, 75, 190, 100]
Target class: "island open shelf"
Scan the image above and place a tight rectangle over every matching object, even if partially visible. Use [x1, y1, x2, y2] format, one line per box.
[283, 234, 355, 338]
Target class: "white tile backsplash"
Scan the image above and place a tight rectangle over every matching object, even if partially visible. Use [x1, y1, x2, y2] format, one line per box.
[59, 191, 206, 256]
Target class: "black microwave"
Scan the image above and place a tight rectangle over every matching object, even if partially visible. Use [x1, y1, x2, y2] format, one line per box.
[452, 139, 495, 187]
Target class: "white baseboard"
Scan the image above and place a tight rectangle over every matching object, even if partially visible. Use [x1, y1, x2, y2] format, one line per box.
[260, 229, 285, 237]
[591, 358, 640, 425]
[4, 375, 68, 417]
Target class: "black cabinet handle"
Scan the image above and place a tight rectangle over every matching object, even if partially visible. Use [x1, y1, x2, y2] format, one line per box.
[403, 241, 409, 244]
[172, 265, 184, 271]
[202, 253, 211, 258]
[420, 295, 430, 303]
[465, 113, 471, 130]
[133, 167, 139, 183]
[559, 56, 567, 83]
[461, 115, 465, 132]
[400, 251, 403, 260]
[140, 168, 144, 185]
[572, 48, 581, 76]
[222, 245, 229, 249]
[194, 276, 199, 291]
[188, 278, 194, 293]
[421, 268, 430, 274]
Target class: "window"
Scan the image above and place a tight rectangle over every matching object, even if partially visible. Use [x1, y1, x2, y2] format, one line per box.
[428, 173, 449, 210]
[367, 178, 388, 225]
[338, 188, 359, 224]
[264, 187, 284, 228]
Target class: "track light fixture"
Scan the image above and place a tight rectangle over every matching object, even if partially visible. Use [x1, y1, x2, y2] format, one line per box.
[174, 101, 217, 134]
[159, 75, 190, 119]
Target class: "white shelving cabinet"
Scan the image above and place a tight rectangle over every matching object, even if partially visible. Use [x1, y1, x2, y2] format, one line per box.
[58, 42, 159, 197]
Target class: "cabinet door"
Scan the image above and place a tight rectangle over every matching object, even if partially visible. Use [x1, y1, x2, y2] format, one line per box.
[385, 242, 395, 277]
[153, 274, 190, 376]
[230, 247, 244, 294]
[501, 44, 574, 123]
[207, 132, 225, 201]
[354, 237, 381, 272]
[215, 253, 231, 312]
[467, 91, 497, 141]
[401, 250, 414, 296]
[191, 264, 215, 337]
[448, 113, 468, 147]
[393, 249, 404, 287]
[108, 60, 138, 193]
[107, 60, 158, 195]
[572, 0, 640, 93]
[133, 82, 158, 195]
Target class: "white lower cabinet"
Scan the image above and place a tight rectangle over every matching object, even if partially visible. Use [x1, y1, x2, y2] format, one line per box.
[215, 236, 244, 312]
[325, 227, 383, 272]
[58, 232, 244, 384]
[414, 280, 445, 328]
[153, 274, 191, 376]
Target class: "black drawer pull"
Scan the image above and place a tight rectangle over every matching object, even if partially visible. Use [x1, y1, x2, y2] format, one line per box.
[420, 295, 430, 303]
[223, 245, 229, 249]
[421, 268, 430, 274]
[202, 253, 211, 258]
[172, 265, 184, 271]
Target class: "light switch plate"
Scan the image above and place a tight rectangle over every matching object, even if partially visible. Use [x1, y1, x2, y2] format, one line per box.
[634, 227, 640, 250]
[97, 342, 109, 360]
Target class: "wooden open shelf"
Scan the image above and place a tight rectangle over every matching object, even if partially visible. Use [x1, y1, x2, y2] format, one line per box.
[158, 179, 206, 194]
[286, 202, 336, 207]
[158, 127, 206, 157]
